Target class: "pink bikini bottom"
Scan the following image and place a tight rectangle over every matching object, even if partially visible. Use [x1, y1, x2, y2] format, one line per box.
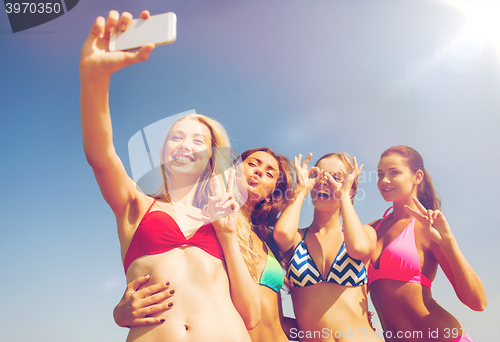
[451, 333, 473, 342]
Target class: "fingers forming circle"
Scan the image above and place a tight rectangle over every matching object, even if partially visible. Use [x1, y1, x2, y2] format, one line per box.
[295, 154, 303, 169]
[303, 153, 313, 169]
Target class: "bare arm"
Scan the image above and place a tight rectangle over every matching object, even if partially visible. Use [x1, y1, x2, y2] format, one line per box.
[331, 156, 376, 261]
[80, 10, 154, 219]
[433, 237, 487, 311]
[217, 232, 261, 329]
[406, 198, 487, 311]
[273, 153, 320, 252]
[273, 189, 308, 252]
[81, 11, 170, 329]
[209, 171, 261, 329]
[340, 191, 377, 261]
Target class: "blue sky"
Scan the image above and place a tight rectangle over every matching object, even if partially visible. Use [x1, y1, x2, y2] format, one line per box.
[1, 1, 499, 341]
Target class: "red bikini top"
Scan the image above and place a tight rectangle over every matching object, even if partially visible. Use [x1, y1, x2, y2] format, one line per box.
[124, 199, 225, 275]
[368, 207, 432, 290]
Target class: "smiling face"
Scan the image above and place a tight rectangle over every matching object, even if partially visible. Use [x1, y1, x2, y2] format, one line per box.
[163, 118, 211, 178]
[377, 153, 422, 203]
[240, 151, 279, 204]
[311, 156, 348, 209]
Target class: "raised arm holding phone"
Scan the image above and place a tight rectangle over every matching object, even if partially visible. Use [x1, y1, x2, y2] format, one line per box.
[80, 10, 260, 342]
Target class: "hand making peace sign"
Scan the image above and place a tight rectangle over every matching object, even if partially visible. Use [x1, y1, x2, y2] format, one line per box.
[405, 197, 453, 245]
[205, 169, 240, 235]
[324, 155, 363, 199]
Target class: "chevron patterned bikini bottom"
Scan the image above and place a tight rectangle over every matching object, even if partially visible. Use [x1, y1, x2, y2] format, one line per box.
[286, 228, 367, 288]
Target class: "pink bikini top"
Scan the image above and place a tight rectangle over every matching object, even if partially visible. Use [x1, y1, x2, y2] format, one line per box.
[368, 207, 432, 290]
[123, 199, 224, 275]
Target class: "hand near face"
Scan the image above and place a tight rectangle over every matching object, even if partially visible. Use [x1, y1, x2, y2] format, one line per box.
[294, 153, 321, 195]
[405, 197, 453, 244]
[80, 10, 155, 76]
[206, 169, 239, 235]
[325, 156, 363, 199]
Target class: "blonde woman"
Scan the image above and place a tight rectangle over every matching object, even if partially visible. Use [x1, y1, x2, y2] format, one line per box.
[274, 153, 379, 342]
[80, 10, 260, 342]
[114, 148, 299, 342]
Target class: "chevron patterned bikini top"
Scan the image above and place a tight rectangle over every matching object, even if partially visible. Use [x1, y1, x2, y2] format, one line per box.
[286, 228, 367, 287]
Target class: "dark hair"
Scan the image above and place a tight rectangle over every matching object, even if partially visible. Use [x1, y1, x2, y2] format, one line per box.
[381, 145, 441, 210]
[240, 148, 297, 264]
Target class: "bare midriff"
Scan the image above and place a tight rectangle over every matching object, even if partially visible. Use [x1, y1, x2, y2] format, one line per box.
[291, 282, 378, 342]
[248, 285, 288, 342]
[125, 246, 251, 342]
[370, 279, 463, 342]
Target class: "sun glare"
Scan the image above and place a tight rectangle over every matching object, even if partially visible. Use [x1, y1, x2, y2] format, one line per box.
[446, 0, 500, 52]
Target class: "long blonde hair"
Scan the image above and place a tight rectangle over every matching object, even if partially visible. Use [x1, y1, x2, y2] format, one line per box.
[153, 114, 258, 279]
[154, 114, 232, 208]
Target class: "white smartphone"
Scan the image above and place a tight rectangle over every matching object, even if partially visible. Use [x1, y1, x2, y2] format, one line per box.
[109, 12, 177, 51]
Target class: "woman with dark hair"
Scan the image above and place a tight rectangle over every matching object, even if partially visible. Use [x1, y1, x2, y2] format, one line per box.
[114, 148, 298, 342]
[236, 148, 297, 341]
[369, 145, 487, 342]
[273, 152, 379, 342]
